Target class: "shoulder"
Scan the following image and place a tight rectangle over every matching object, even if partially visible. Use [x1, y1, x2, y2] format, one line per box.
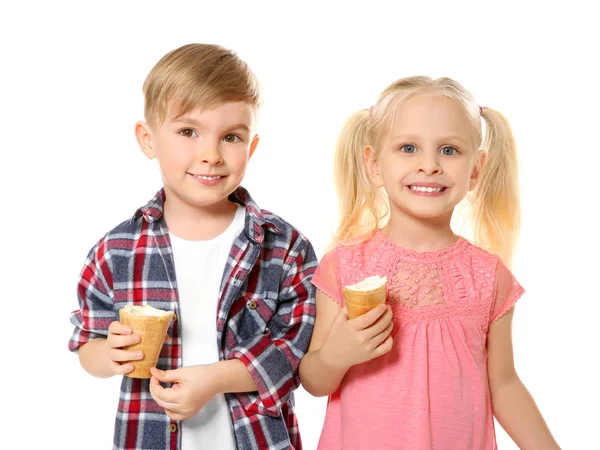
[458, 239, 518, 286]
[233, 186, 313, 253]
[460, 239, 501, 268]
[258, 209, 318, 269]
[85, 204, 153, 261]
[261, 208, 309, 245]
[97, 215, 147, 251]
[317, 232, 376, 268]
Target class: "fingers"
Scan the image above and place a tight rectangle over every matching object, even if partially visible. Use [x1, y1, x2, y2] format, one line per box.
[110, 360, 136, 375]
[108, 321, 133, 336]
[108, 347, 143, 363]
[372, 335, 394, 358]
[164, 409, 186, 421]
[352, 303, 387, 330]
[362, 306, 393, 339]
[150, 367, 179, 383]
[108, 321, 141, 349]
[149, 377, 180, 408]
[149, 370, 180, 403]
[370, 321, 394, 348]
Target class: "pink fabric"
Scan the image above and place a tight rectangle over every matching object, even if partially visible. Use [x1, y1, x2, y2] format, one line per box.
[311, 231, 524, 450]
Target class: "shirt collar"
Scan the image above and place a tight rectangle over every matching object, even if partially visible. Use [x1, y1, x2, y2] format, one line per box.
[134, 186, 280, 243]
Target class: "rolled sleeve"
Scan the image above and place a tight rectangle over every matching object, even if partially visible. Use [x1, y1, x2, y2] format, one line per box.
[68, 240, 115, 352]
[227, 238, 317, 416]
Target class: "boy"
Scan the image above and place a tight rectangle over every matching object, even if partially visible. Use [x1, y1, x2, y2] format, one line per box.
[69, 43, 317, 450]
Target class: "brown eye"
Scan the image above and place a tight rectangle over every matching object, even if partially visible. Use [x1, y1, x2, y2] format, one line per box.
[179, 129, 197, 138]
[223, 134, 241, 143]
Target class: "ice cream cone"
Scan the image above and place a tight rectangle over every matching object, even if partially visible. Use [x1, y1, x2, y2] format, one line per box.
[343, 276, 388, 319]
[119, 305, 174, 379]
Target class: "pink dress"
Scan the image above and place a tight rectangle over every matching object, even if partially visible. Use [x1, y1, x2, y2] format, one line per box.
[312, 231, 524, 450]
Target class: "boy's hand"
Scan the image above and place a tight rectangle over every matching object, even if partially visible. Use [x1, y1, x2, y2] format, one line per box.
[149, 365, 220, 421]
[106, 320, 143, 376]
[319, 304, 394, 370]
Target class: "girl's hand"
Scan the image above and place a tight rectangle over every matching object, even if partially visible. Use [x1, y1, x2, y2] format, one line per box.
[319, 303, 394, 370]
[106, 320, 143, 375]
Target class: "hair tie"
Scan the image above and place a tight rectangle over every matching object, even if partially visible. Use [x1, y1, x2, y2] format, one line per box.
[479, 106, 483, 116]
[369, 106, 374, 117]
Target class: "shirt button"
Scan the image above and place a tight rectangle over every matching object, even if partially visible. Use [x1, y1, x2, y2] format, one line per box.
[248, 300, 258, 310]
[170, 423, 177, 433]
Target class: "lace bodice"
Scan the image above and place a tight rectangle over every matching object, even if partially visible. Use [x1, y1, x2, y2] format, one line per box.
[316, 231, 522, 327]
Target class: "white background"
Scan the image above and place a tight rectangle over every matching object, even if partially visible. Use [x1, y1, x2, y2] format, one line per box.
[2, 1, 599, 449]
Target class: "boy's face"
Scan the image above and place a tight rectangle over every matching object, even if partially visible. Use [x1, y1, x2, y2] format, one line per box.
[136, 101, 258, 214]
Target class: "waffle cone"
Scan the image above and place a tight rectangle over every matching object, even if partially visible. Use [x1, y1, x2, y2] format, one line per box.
[119, 307, 174, 379]
[343, 284, 387, 319]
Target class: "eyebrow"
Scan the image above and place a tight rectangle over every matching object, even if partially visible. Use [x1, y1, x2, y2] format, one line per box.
[173, 117, 251, 133]
[390, 133, 469, 145]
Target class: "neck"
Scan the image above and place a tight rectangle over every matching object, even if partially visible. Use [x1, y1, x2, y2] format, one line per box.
[163, 188, 238, 241]
[383, 209, 458, 253]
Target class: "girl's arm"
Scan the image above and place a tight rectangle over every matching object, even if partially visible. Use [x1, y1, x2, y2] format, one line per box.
[299, 289, 393, 397]
[299, 290, 348, 397]
[488, 308, 561, 449]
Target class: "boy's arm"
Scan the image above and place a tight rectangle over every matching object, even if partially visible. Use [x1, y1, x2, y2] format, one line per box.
[69, 241, 116, 369]
[488, 308, 561, 449]
[225, 235, 317, 417]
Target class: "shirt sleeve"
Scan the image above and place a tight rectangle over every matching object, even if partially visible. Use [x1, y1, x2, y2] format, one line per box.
[490, 258, 525, 324]
[68, 239, 115, 352]
[225, 235, 317, 417]
[311, 247, 344, 306]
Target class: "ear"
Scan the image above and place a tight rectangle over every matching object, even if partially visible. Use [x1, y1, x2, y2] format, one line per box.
[365, 145, 384, 187]
[469, 150, 486, 190]
[248, 134, 259, 160]
[135, 121, 156, 160]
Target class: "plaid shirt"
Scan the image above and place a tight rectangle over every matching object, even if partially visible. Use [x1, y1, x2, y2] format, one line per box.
[69, 187, 317, 450]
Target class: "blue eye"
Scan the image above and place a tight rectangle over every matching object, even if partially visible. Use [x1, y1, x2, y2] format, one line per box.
[440, 146, 457, 155]
[223, 134, 241, 143]
[401, 144, 417, 153]
[179, 129, 197, 138]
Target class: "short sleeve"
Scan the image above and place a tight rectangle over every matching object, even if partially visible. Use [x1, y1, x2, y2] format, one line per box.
[490, 258, 525, 324]
[311, 248, 344, 307]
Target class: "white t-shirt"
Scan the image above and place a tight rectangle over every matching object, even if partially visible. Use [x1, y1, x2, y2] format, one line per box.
[169, 204, 246, 450]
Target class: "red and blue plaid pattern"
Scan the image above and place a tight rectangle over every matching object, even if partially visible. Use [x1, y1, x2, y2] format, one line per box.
[69, 187, 317, 450]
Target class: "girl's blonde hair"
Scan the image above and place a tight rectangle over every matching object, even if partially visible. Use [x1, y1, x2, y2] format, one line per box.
[334, 76, 520, 266]
[143, 43, 262, 124]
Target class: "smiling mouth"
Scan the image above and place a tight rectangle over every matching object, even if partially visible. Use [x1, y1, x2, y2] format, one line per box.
[409, 185, 446, 193]
[190, 174, 225, 180]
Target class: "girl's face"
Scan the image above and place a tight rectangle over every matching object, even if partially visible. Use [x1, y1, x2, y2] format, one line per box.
[366, 93, 484, 224]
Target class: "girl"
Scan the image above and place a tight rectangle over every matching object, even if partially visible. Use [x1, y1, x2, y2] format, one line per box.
[299, 76, 560, 449]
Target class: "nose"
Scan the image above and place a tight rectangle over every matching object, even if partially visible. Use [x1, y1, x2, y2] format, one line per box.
[197, 138, 223, 165]
[416, 151, 442, 175]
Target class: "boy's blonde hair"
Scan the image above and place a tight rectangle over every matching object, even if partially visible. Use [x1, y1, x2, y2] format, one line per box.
[143, 43, 262, 124]
[334, 76, 520, 266]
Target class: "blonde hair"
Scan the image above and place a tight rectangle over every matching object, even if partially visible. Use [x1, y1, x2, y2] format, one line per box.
[143, 43, 262, 124]
[334, 76, 520, 266]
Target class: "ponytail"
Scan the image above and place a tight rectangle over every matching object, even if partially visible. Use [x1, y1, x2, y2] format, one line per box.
[332, 109, 388, 246]
[471, 107, 521, 267]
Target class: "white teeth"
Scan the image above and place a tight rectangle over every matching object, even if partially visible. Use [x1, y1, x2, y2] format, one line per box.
[410, 185, 444, 193]
[195, 175, 221, 180]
